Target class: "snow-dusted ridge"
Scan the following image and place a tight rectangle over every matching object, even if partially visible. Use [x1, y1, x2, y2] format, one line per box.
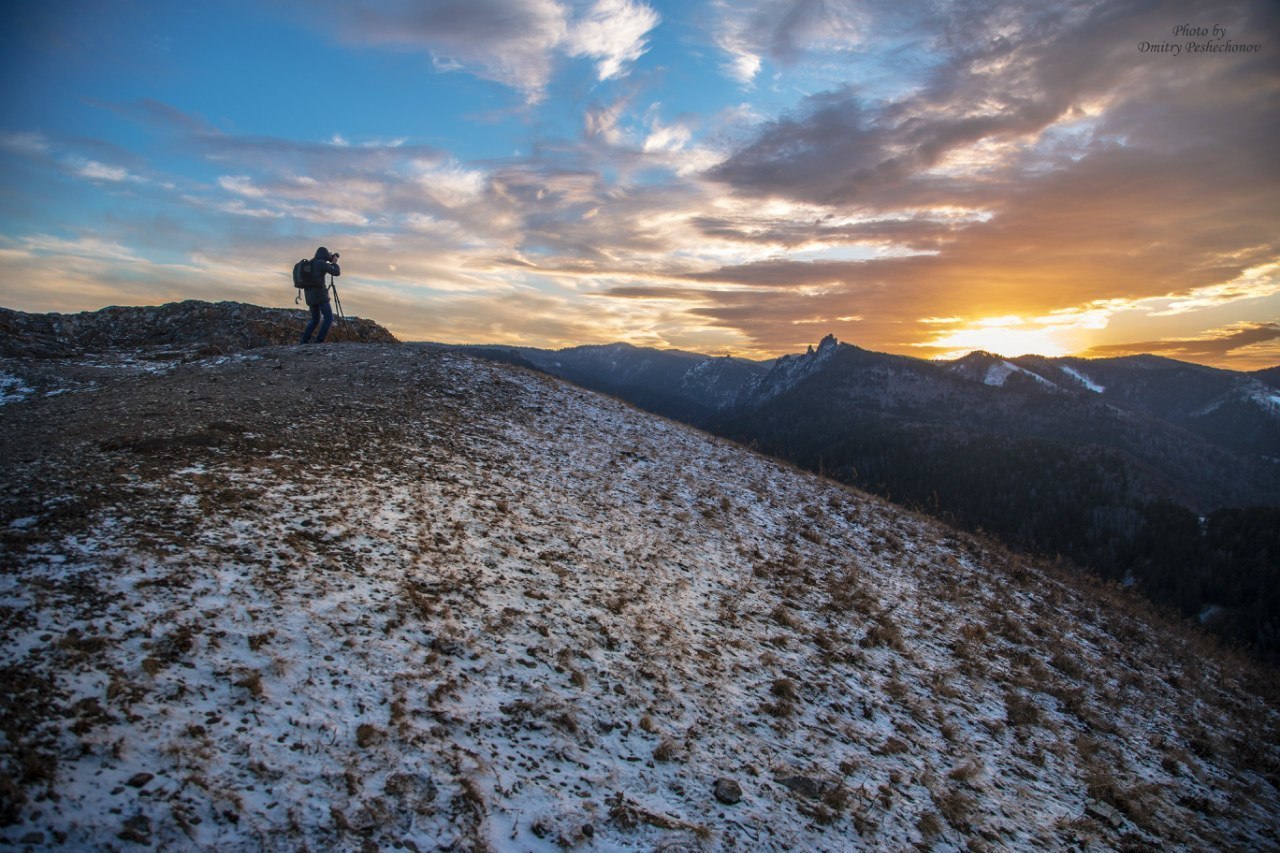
[1, 344, 1277, 850]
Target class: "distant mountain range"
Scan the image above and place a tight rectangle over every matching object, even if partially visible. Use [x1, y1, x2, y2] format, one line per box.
[509, 335, 1280, 466]
[467, 335, 1280, 658]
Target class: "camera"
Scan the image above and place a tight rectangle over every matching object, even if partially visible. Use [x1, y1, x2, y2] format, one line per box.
[331, 252, 340, 260]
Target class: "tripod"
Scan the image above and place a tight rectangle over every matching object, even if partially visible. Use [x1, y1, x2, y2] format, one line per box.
[328, 275, 346, 326]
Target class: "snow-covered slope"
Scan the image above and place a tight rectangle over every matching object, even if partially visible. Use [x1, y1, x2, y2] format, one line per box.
[1, 344, 1277, 850]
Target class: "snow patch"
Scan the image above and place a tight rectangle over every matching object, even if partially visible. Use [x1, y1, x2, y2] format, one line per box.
[1246, 385, 1280, 417]
[1, 371, 34, 404]
[1061, 365, 1104, 393]
[1198, 604, 1225, 624]
[983, 361, 1016, 386]
[984, 360, 1058, 389]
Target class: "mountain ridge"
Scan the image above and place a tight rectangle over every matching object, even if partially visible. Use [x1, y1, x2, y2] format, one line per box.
[499, 333, 1280, 450]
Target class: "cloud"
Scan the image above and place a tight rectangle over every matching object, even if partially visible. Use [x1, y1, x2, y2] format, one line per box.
[643, 117, 693, 153]
[70, 159, 135, 183]
[710, 0, 869, 83]
[218, 176, 266, 198]
[566, 0, 661, 82]
[307, 0, 658, 100]
[585, 98, 631, 144]
[0, 234, 252, 314]
[0, 131, 51, 157]
[705, 0, 1277, 207]
[1152, 263, 1280, 316]
[1, 127, 150, 187]
[1083, 322, 1280, 360]
[658, 0, 1280, 355]
[313, 0, 568, 100]
[7, 3, 1276, 367]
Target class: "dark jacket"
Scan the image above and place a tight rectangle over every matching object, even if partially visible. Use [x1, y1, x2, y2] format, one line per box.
[304, 248, 340, 307]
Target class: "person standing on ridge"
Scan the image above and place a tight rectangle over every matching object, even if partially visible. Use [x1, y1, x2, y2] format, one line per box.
[300, 246, 341, 344]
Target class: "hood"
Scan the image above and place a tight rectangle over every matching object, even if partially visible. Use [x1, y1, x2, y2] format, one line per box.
[314, 247, 331, 261]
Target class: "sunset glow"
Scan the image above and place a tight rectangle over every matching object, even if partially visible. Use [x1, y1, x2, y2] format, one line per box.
[921, 317, 1079, 361]
[2, 1, 1277, 368]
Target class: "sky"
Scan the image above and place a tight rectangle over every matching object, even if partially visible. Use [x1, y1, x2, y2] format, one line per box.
[1, 0, 1278, 368]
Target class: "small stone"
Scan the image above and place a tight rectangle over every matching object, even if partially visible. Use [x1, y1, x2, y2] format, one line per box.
[713, 778, 742, 805]
[126, 772, 154, 789]
[777, 775, 828, 799]
[118, 813, 152, 844]
[20, 832, 43, 845]
[1085, 798, 1124, 830]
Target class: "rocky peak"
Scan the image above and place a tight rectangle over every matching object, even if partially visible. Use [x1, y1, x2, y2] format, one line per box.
[736, 334, 845, 407]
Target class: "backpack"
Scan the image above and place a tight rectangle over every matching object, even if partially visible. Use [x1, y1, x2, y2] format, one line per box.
[292, 258, 323, 289]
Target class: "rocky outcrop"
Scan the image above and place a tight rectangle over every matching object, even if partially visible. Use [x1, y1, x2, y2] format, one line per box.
[734, 332, 843, 407]
[0, 300, 397, 358]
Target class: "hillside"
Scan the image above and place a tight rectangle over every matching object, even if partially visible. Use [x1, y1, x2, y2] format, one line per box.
[1, 342, 1279, 850]
[482, 336, 1280, 660]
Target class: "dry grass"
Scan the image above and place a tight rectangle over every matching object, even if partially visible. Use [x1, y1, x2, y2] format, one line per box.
[1004, 690, 1041, 727]
[917, 810, 944, 840]
[234, 670, 264, 698]
[770, 677, 800, 702]
[6, 344, 1280, 852]
[874, 736, 910, 756]
[771, 605, 804, 630]
[936, 786, 977, 831]
[652, 737, 679, 762]
[355, 723, 384, 748]
[948, 758, 984, 784]
[860, 609, 904, 650]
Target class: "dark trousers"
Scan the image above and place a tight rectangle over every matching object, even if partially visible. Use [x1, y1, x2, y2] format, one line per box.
[300, 302, 333, 343]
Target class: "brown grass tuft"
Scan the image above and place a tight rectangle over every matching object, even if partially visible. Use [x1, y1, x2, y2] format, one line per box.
[652, 737, 679, 762]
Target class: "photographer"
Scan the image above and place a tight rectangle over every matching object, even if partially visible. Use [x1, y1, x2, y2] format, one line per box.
[299, 246, 341, 344]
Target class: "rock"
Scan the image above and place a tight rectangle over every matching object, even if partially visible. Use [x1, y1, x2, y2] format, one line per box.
[118, 813, 152, 844]
[1085, 798, 1125, 830]
[20, 832, 44, 845]
[430, 637, 464, 656]
[713, 778, 742, 805]
[126, 772, 154, 789]
[776, 775, 829, 799]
